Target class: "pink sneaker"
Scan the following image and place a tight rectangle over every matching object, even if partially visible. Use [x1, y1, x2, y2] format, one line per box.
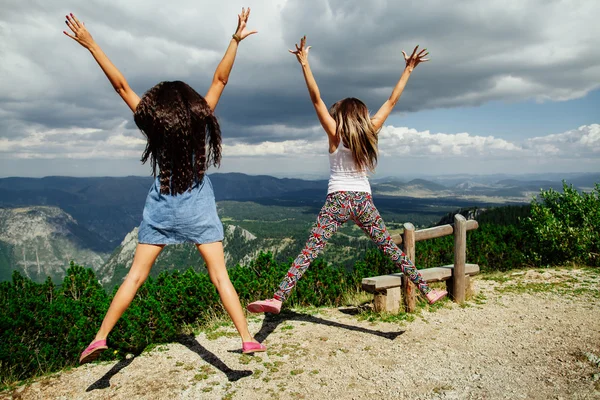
[79, 339, 108, 364]
[242, 341, 267, 354]
[426, 289, 448, 305]
[247, 298, 282, 314]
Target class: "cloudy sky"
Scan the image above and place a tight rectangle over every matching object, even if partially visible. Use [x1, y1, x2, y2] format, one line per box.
[0, 0, 599, 179]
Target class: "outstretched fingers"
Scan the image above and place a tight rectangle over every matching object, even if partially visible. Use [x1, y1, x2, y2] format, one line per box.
[70, 13, 82, 28]
[290, 36, 310, 58]
[239, 7, 250, 22]
[410, 45, 419, 58]
[63, 30, 76, 40]
[402, 45, 431, 67]
[65, 15, 77, 34]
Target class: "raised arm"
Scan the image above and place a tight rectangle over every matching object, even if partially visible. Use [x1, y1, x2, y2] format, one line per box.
[204, 7, 257, 111]
[289, 36, 336, 138]
[370, 46, 429, 132]
[64, 13, 140, 112]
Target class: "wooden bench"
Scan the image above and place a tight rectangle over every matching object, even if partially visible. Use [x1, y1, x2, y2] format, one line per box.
[362, 214, 480, 313]
[362, 264, 480, 313]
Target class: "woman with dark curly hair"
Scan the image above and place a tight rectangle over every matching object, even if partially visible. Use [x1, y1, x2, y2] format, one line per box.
[64, 9, 266, 364]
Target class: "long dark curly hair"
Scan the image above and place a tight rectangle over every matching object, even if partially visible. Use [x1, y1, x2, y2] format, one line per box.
[133, 81, 222, 195]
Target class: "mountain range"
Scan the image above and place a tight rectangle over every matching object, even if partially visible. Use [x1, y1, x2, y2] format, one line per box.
[0, 172, 597, 287]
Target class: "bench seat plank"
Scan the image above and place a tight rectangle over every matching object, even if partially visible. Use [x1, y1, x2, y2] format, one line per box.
[362, 264, 479, 292]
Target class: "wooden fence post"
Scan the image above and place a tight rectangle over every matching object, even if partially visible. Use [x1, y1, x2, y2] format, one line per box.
[452, 214, 467, 304]
[402, 223, 416, 312]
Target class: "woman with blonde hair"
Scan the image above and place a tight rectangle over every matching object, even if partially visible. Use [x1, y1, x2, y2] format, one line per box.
[247, 36, 446, 314]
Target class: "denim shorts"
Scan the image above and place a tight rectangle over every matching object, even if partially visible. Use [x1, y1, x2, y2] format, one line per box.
[138, 175, 224, 245]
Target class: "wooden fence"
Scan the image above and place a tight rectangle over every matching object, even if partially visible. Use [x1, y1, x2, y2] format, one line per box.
[362, 214, 479, 313]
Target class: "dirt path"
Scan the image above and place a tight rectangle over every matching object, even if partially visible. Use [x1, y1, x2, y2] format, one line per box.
[4, 268, 600, 400]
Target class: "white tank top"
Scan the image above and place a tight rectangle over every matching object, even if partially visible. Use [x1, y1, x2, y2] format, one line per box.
[327, 144, 371, 194]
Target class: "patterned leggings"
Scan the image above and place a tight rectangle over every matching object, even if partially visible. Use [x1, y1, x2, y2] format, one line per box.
[274, 191, 432, 301]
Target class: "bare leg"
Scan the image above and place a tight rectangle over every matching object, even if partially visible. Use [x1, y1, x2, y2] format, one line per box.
[196, 241, 255, 344]
[93, 243, 164, 342]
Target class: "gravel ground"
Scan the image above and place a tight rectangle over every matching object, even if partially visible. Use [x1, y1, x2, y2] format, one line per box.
[3, 268, 600, 400]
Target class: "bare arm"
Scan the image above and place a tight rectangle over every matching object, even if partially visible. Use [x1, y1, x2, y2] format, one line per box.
[64, 13, 140, 112]
[205, 7, 257, 111]
[371, 46, 429, 132]
[290, 36, 336, 137]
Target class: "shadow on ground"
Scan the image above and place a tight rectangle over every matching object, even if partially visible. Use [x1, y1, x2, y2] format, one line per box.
[253, 309, 405, 343]
[86, 357, 136, 392]
[179, 334, 253, 381]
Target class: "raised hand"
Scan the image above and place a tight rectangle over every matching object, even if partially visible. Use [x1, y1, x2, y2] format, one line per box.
[289, 36, 311, 65]
[63, 13, 95, 50]
[402, 46, 430, 71]
[233, 7, 258, 41]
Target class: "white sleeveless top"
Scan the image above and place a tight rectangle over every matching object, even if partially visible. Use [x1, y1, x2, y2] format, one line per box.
[327, 144, 371, 194]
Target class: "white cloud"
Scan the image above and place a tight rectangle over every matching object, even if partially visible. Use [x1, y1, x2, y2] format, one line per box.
[3, 121, 598, 166]
[0, 120, 145, 159]
[219, 124, 600, 165]
[223, 138, 326, 157]
[525, 124, 600, 156]
[378, 126, 522, 157]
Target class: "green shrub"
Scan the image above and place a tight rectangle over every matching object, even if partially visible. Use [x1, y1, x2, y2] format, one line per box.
[0, 264, 108, 382]
[522, 182, 600, 266]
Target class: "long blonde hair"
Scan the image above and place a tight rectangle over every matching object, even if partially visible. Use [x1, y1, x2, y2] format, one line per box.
[329, 98, 378, 171]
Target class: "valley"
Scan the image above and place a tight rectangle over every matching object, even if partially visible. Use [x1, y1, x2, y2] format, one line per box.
[0, 172, 596, 288]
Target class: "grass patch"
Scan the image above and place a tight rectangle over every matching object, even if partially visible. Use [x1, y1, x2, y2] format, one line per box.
[582, 266, 600, 275]
[495, 281, 569, 294]
[263, 361, 284, 373]
[268, 342, 308, 358]
[205, 331, 238, 341]
[471, 292, 487, 305]
[341, 290, 373, 307]
[239, 354, 262, 365]
[481, 274, 511, 283]
[252, 370, 263, 379]
[183, 311, 234, 337]
[357, 309, 415, 324]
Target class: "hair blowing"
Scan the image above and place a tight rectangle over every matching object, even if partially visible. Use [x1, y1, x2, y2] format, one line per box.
[133, 81, 222, 195]
[329, 98, 378, 171]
